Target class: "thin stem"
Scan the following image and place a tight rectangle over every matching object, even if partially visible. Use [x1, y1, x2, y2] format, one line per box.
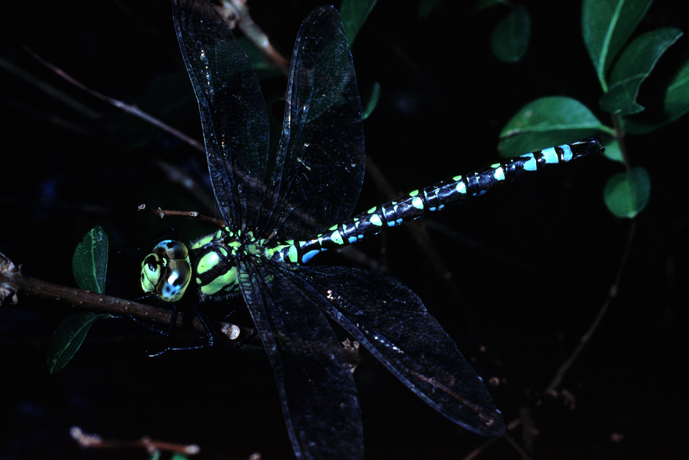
[0, 258, 248, 343]
[138, 204, 226, 228]
[25, 49, 205, 153]
[544, 219, 636, 394]
[461, 419, 526, 460]
[611, 113, 631, 170]
[215, 0, 290, 76]
[70, 426, 201, 455]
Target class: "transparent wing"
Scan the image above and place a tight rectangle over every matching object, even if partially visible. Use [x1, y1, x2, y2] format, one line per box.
[293, 265, 506, 437]
[238, 260, 364, 460]
[174, 3, 364, 239]
[173, 0, 270, 230]
[262, 6, 366, 240]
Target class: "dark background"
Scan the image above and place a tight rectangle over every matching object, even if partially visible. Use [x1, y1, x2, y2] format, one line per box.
[1, 0, 687, 459]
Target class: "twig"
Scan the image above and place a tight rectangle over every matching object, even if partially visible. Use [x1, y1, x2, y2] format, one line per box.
[214, 0, 290, 77]
[0, 253, 247, 342]
[71, 426, 201, 455]
[138, 204, 226, 228]
[545, 220, 637, 394]
[153, 159, 219, 213]
[461, 419, 524, 460]
[25, 48, 204, 152]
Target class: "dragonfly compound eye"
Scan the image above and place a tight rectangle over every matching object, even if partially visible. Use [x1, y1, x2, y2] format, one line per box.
[140, 240, 192, 302]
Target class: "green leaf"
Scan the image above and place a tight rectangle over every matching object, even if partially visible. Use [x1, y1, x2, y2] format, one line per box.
[609, 27, 683, 84]
[582, 0, 654, 90]
[603, 166, 651, 218]
[498, 96, 608, 157]
[340, 0, 378, 46]
[600, 27, 683, 115]
[622, 56, 689, 134]
[663, 56, 689, 122]
[600, 81, 645, 115]
[362, 82, 381, 120]
[475, 0, 511, 11]
[418, 0, 442, 18]
[49, 226, 110, 373]
[47, 312, 110, 374]
[601, 139, 624, 162]
[491, 6, 530, 63]
[169, 453, 189, 460]
[72, 225, 108, 293]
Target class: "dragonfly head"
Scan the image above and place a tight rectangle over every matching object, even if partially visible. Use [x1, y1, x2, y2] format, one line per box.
[140, 240, 192, 302]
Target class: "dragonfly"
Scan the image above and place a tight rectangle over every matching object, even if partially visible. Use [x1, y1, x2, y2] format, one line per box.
[140, 1, 603, 458]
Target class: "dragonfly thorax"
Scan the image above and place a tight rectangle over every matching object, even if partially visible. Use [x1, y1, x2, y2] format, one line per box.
[190, 227, 266, 298]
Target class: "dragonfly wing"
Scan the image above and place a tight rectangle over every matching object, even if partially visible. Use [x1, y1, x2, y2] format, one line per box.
[238, 260, 364, 460]
[173, 0, 270, 230]
[266, 6, 366, 239]
[293, 265, 506, 437]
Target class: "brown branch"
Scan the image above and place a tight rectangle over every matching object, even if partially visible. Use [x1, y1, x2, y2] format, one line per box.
[461, 419, 525, 460]
[25, 49, 205, 153]
[70, 426, 201, 455]
[215, 0, 290, 77]
[0, 252, 245, 342]
[153, 159, 219, 213]
[138, 204, 226, 228]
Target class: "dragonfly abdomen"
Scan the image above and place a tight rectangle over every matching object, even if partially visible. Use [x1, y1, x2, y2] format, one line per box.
[286, 137, 602, 263]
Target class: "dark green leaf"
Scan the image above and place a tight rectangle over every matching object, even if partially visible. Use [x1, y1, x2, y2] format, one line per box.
[72, 225, 108, 293]
[600, 80, 646, 115]
[51, 226, 111, 373]
[498, 96, 608, 157]
[601, 140, 624, 162]
[663, 56, 689, 122]
[609, 27, 683, 84]
[623, 56, 689, 134]
[600, 27, 683, 115]
[491, 6, 530, 63]
[169, 453, 190, 460]
[47, 312, 110, 374]
[603, 166, 651, 218]
[418, 0, 442, 19]
[340, 0, 378, 46]
[475, 0, 510, 11]
[582, 0, 654, 89]
[362, 82, 381, 120]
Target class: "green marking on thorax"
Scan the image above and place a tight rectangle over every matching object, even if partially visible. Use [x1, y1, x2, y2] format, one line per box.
[192, 233, 215, 249]
[200, 266, 238, 296]
[197, 251, 219, 274]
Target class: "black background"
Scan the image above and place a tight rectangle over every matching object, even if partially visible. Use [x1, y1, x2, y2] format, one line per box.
[1, 1, 687, 459]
